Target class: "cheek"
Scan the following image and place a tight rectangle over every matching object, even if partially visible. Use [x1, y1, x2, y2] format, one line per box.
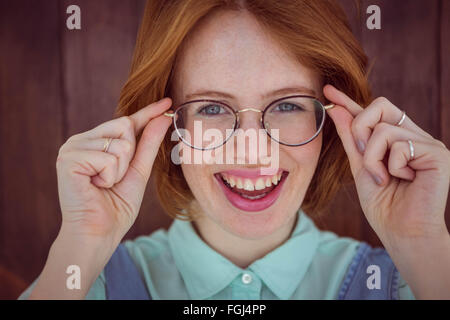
[181, 164, 203, 191]
[285, 134, 322, 170]
[181, 164, 216, 203]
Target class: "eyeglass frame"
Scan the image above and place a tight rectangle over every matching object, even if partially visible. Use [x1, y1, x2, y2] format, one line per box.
[164, 94, 335, 150]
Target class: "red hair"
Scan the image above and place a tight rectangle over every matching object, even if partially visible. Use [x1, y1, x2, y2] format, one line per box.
[115, 0, 371, 220]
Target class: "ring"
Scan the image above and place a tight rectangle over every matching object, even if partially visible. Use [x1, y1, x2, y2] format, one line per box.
[103, 137, 113, 153]
[407, 140, 415, 161]
[396, 110, 406, 126]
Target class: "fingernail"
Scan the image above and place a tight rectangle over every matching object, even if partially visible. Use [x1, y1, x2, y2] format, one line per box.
[356, 139, 366, 153]
[372, 173, 383, 186]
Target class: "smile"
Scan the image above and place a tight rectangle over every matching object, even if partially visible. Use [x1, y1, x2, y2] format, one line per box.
[214, 169, 289, 212]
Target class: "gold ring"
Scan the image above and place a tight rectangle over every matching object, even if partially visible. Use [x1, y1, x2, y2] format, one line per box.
[408, 140, 415, 161]
[396, 110, 406, 126]
[103, 137, 113, 153]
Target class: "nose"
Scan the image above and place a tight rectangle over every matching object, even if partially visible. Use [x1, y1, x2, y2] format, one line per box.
[236, 108, 263, 131]
[230, 107, 273, 165]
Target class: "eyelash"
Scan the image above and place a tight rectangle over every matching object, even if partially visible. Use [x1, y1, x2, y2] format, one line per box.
[272, 103, 303, 112]
[198, 104, 227, 115]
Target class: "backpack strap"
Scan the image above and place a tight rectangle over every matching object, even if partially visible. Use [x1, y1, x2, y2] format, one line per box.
[338, 242, 400, 300]
[104, 243, 152, 300]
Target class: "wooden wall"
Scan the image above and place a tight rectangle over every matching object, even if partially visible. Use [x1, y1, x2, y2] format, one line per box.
[0, 0, 448, 299]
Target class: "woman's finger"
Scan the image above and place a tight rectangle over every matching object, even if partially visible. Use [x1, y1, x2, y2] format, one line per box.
[387, 140, 417, 181]
[77, 97, 172, 144]
[388, 140, 450, 182]
[323, 84, 364, 117]
[61, 137, 134, 184]
[325, 105, 364, 177]
[351, 97, 434, 152]
[363, 122, 443, 185]
[57, 150, 119, 189]
[117, 114, 172, 193]
[324, 84, 436, 154]
[129, 97, 172, 135]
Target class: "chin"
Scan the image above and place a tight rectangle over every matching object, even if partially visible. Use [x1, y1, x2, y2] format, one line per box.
[217, 203, 294, 240]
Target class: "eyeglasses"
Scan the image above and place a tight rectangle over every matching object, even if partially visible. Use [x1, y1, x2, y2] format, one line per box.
[164, 95, 335, 150]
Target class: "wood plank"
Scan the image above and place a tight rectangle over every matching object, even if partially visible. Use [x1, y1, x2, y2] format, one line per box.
[61, 0, 143, 134]
[440, 0, 450, 230]
[0, 0, 64, 286]
[361, 0, 441, 137]
[319, 0, 441, 247]
[0, 1, 446, 299]
[361, 0, 441, 244]
[60, 0, 171, 240]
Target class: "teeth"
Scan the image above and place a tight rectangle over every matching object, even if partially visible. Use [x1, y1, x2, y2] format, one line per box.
[221, 172, 285, 189]
[272, 175, 278, 185]
[255, 178, 266, 190]
[244, 179, 254, 191]
[241, 193, 267, 200]
[236, 178, 244, 189]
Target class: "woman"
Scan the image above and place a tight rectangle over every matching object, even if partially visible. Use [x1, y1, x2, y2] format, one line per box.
[20, 0, 450, 299]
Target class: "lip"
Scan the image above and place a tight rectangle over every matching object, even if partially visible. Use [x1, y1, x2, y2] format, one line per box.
[214, 170, 288, 212]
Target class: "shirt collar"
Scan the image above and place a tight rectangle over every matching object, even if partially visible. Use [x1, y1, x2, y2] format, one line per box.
[168, 208, 320, 300]
[248, 210, 320, 299]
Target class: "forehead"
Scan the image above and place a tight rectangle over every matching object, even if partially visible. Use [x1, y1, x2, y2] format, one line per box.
[172, 10, 320, 102]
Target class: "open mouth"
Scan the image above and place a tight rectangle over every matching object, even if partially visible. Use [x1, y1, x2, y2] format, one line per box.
[214, 170, 289, 212]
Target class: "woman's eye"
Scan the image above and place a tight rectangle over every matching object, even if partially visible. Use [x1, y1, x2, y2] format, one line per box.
[273, 103, 303, 112]
[198, 104, 225, 115]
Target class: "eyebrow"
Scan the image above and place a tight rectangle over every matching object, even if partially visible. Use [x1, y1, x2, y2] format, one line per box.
[184, 86, 317, 101]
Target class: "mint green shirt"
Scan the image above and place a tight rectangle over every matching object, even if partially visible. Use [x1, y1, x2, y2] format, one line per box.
[19, 209, 415, 299]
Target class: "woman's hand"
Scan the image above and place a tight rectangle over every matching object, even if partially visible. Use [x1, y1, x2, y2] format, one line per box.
[28, 98, 172, 299]
[56, 97, 172, 242]
[324, 84, 450, 298]
[323, 85, 449, 241]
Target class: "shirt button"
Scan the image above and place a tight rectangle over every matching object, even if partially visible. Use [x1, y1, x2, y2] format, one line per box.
[241, 273, 252, 284]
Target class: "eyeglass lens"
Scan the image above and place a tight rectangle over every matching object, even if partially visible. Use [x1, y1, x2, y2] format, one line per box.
[174, 96, 324, 150]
